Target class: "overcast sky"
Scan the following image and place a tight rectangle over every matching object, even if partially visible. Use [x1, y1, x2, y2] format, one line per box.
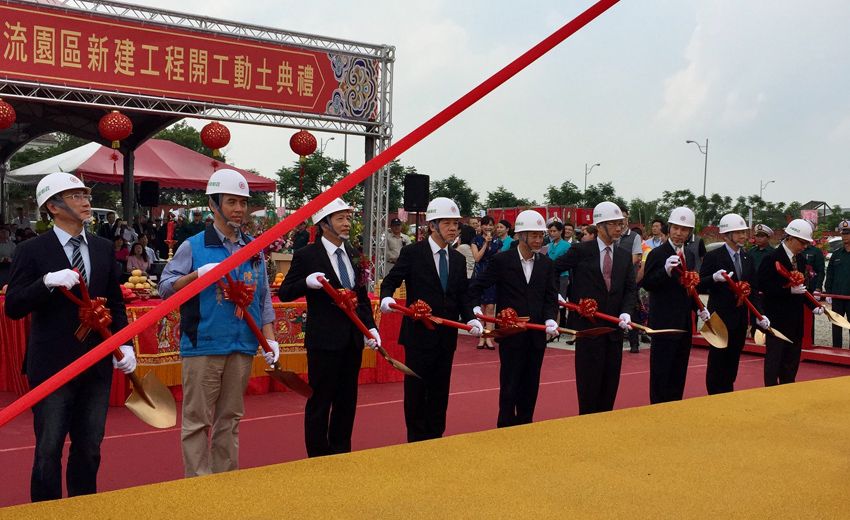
[139, 0, 850, 209]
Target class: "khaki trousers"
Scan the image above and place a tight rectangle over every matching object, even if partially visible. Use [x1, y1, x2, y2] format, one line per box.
[181, 353, 253, 478]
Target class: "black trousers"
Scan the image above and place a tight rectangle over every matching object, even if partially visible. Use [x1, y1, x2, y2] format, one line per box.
[705, 324, 747, 395]
[832, 298, 849, 348]
[649, 332, 692, 404]
[764, 332, 802, 386]
[304, 346, 363, 458]
[403, 345, 455, 442]
[497, 335, 546, 428]
[29, 370, 111, 502]
[574, 337, 622, 415]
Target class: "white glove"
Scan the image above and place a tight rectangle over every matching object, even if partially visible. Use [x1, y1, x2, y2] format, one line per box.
[467, 319, 484, 337]
[44, 269, 80, 290]
[380, 297, 397, 314]
[197, 263, 219, 277]
[558, 294, 566, 304]
[790, 284, 806, 295]
[473, 305, 483, 316]
[112, 345, 136, 374]
[306, 272, 325, 290]
[664, 255, 681, 276]
[813, 306, 825, 316]
[826, 297, 833, 305]
[263, 340, 280, 366]
[756, 316, 770, 329]
[618, 313, 632, 331]
[698, 308, 710, 323]
[814, 293, 821, 301]
[364, 328, 381, 350]
[545, 319, 560, 336]
[712, 269, 729, 283]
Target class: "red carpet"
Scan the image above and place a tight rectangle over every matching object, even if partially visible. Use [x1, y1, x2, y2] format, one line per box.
[1, 336, 848, 508]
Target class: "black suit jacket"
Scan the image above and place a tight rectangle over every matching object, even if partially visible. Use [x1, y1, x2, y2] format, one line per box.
[468, 249, 559, 350]
[4, 229, 128, 383]
[98, 222, 118, 240]
[697, 244, 763, 331]
[278, 239, 376, 351]
[380, 238, 475, 350]
[757, 244, 816, 342]
[552, 239, 637, 341]
[643, 241, 699, 330]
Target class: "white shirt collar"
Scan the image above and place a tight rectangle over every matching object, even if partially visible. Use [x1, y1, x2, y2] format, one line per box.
[781, 242, 796, 262]
[52, 225, 87, 247]
[725, 243, 741, 259]
[321, 236, 346, 257]
[517, 246, 534, 263]
[596, 237, 612, 253]
[428, 236, 448, 256]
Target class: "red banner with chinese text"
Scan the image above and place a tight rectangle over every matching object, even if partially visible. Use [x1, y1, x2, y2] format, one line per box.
[0, 2, 379, 119]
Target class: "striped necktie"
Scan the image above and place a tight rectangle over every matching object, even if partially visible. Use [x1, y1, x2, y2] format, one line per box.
[335, 249, 352, 289]
[69, 235, 87, 283]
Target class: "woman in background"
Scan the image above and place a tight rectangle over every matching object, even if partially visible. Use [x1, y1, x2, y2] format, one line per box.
[455, 225, 477, 280]
[471, 215, 501, 349]
[126, 242, 151, 274]
[498, 220, 514, 251]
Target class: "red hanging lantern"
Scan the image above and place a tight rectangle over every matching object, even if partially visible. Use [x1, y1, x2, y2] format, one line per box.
[201, 121, 230, 157]
[290, 130, 317, 192]
[0, 99, 16, 130]
[98, 110, 132, 149]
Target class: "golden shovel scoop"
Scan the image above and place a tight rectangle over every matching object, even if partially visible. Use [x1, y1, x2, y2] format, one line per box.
[124, 371, 177, 429]
[376, 346, 419, 378]
[629, 323, 686, 336]
[265, 362, 314, 398]
[823, 307, 850, 330]
[700, 312, 729, 349]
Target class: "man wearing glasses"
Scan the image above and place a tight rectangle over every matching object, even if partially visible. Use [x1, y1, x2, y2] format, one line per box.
[757, 219, 824, 386]
[4, 172, 135, 502]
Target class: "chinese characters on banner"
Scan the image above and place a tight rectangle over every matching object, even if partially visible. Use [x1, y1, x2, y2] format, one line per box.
[0, 3, 337, 113]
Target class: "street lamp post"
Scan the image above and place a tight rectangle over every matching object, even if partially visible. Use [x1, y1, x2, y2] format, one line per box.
[584, 162, 600, 194]
[686, 139, 709, 197]
[320, 137, 335, 154]
[759, 180, 775, 198]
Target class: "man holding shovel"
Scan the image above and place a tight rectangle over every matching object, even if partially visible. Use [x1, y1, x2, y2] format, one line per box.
[5, 172, 136, 502]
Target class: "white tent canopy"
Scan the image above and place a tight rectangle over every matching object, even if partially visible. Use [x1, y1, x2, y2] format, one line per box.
[7, 142, 102, 184]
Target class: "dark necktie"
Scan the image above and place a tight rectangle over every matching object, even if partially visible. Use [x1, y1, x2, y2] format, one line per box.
[335, 249, 352, 289]
[733, 250, 742, 278]
[438, 249, 448, 292]
[69, 235, 87, 284]
[602, 246, 612, 291]
[791, 254, 798, 271]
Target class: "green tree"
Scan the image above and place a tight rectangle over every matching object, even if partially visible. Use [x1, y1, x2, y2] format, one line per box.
[485, 185, 533, 208]
[628, 197, 661, 225]
[276, 152, 358, 211]
[544, 180, 583, 206]
[583, 182, 627, 210]
[430, 175, 479, 217]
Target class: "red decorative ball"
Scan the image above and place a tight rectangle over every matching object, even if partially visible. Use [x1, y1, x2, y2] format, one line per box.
[290, 130, 317, 158]
[201, 121, 231, 157]
[99, 111, 132, 148]
[0, 99, 16, 130]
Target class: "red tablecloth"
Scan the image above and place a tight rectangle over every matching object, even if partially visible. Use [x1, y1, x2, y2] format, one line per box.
[1, 294, 404, 406]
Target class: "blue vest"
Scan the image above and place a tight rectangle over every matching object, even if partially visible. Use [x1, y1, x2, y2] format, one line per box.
[179, 228, 264, 357]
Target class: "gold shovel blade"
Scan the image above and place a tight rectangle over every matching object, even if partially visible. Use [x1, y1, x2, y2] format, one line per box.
[631, 323, 685, 336]
[825, 308, 850, 330]
[266, 367, 313, 398]
[124, 372, 177, 429]
[768, 326, 793, 343]
[753, 329, 767, 345]
[572, 327, 616, 338]
[375, 346, 420, 378]
[700, 312, 729, 349]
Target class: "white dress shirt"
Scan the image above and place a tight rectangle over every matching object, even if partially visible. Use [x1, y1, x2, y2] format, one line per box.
[52, 226, 91, 283]
[322, 236, 355, 286]
[596, 237, 614, 273]
[518, 247, 534, 283]
[428, 236, 450, 277]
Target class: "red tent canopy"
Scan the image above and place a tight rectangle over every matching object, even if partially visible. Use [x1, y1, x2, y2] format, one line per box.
[75, 139, 276, 192]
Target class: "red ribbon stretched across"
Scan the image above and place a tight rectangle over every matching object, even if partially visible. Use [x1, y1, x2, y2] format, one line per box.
[0, 0, 622, 430]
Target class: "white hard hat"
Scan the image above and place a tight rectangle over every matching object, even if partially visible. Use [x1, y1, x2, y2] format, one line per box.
[36, 172, 90, 208]
[312, 197, 352, 224]
[592, 201, 623, 225]
[206, 168, 249, 197]
[718, 213, 748, 233]
[668, 207, 696, 228]
[784, 218, 813, 242]
[514, 210, 546, 233]
[425, 197, 460, 222]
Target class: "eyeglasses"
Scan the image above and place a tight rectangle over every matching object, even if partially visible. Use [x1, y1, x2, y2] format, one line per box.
[606, 221, 626, 229]
[62, 193, 93, 202]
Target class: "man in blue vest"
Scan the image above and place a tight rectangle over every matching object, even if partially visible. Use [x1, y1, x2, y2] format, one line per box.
[160, 169, 279, 478]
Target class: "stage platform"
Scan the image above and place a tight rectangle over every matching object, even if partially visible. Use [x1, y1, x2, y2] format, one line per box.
[2, 372, 847, 519]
